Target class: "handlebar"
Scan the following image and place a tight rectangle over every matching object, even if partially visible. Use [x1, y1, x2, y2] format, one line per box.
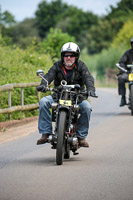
[36, 85, 98, 98]
[79, 91, 98, 98]
[36, 85, 54, 92]
[116, 63, 133, 72]
[116, 63, 128, 73]
[127, 64, 133, 68]
[36, 85, 44, 91]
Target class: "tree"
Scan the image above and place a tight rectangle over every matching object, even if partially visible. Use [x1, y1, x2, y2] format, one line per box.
[2, 11, 16, 26]
[112, 19, 133, 49]
[87, 18, 122, 54]
[35, 0, 68, 38]
[35, 0, 98, 50]
[0, 7, 16, 26]
[8, 18, 40, 48]
[56, 7, 98, 46]
[0, 7, 15, 45]
[85, 0, 133, 54]
[106, 0, 133, 20]
[40, 28, 75, 60]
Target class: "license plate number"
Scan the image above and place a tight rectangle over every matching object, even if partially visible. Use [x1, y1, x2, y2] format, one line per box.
[128, 73, 133, 81]
[59, 100, 72, 106]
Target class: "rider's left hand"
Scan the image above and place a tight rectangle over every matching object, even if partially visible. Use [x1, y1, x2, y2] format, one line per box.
[88, 90, 96, 97]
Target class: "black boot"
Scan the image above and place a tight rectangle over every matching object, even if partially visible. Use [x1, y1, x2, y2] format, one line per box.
[120, 96, 127, 107]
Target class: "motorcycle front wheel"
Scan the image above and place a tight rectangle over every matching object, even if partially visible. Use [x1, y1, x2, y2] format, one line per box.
[130, 84, 133, 115]
[56, 110, 67, 165]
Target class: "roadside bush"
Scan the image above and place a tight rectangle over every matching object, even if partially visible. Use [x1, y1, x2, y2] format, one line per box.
[0, 41, 53, 121]
[81, 46, 124, 79]
[40, 28, 76, 61]
[112, 19, 133, 49]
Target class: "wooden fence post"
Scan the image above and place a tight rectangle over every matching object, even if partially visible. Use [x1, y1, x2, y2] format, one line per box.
[21, 88, 24, 106]
[37, 91, 40, 101]
[0, 82, 40, 116]
[8, 90, 11, 120]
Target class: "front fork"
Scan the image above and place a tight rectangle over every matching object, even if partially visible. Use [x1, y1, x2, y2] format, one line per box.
[48, 107, 68, 148]
[48, 107, 79, 153]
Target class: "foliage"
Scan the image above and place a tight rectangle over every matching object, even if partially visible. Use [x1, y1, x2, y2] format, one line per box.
[56, 7, 98, 46]
[2, 0, 133, 54]
[0, 30, 12, 46]
[112, 19, 133, 49]
[0, 40, 53, 121]
[7, 18, 40, 48]
[40, 28, 75, 60]
[35, 0, 69, 38]
[81, 46, 123, 78]
[87, 18, 123, 54]
[0, 7, 16, 26]
[106, 0, 133, 21]
[35, 0, 98, 51]
[0, 46, 52, 84]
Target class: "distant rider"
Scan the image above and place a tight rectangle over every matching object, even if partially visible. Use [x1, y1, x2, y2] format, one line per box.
[36, 42, 96, 147]
[117, 37, 133, 106]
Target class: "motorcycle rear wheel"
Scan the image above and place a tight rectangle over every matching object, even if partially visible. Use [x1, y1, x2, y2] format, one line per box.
[56, 111, 67, 165]
[130, 84, 133, 115]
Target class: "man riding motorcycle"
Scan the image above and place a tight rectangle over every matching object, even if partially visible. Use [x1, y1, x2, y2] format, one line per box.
[37, 42, 96, 147]
[118, 37, 133, 106]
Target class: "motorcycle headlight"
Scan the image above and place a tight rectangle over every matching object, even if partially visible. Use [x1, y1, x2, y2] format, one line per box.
[51, 102, 58, 109]
[74, 105, 79, 112]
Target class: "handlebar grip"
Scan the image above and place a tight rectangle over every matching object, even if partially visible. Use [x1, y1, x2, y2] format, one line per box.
[89, 93, 98, 98]
[92, 95, 98, 98]
[36, 85, 43, 91]
[36, 85, 44, 91]
[36, 85, 54, 92]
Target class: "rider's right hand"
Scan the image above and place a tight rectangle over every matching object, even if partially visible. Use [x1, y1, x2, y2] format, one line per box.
[36, 85, 47, 93]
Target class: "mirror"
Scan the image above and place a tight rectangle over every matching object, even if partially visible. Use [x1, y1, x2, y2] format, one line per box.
[36, 69, 48, 87]
[36, 69, 44, 77]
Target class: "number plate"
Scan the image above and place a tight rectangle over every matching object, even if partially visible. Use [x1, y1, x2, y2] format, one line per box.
[59, 100, 72, 106]
[128, 73, 133, 81]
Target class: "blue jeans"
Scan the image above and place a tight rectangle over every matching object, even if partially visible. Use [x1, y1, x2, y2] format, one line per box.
[38, 95, 92, 138]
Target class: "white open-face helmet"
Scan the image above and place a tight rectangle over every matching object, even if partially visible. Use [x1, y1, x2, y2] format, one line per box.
[61, 42, 80, 62]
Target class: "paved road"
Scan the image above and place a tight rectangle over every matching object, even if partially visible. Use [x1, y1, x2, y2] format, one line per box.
[0, 88, 133, 200]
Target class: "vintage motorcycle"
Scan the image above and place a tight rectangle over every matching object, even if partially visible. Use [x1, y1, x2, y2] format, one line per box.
[36, 69, 97, 165]
[116, 63, 133, 115]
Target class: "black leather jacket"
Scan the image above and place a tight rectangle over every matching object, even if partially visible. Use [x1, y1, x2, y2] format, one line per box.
[40, 60, 95, 101]
[119, 48, 133, 73]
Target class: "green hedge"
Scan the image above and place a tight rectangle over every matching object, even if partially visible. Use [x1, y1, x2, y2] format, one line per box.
[0, 43, 53, 121]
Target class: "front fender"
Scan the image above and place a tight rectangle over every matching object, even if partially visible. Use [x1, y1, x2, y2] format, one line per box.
[58, 106, 70, 113]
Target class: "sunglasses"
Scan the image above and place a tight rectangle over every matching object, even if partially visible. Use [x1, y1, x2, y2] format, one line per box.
[64, 54, 75, 58]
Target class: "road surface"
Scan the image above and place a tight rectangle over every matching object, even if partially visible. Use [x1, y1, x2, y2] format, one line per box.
[0, 88, 133, 200]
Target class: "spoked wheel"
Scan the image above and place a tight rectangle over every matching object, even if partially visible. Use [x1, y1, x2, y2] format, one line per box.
[56, 111, 67, 165]
[130, 84, 133, 115]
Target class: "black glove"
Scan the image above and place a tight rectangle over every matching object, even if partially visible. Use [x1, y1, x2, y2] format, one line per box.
[88, 90, 96, 97]
[36, 85, 47, 93]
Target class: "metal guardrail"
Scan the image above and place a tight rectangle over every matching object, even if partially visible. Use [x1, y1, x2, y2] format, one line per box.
[0, 82, 40, 119]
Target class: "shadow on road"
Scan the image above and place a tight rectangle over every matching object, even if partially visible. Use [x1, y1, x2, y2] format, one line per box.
[117, 112, 132, 116]
[16, 155, 82, 167]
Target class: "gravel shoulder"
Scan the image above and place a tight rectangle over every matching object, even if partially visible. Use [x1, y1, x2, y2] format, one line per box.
[0, 116, 38, 144]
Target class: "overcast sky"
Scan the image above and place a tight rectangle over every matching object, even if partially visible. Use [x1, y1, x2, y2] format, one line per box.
[0, 0, 120, 22]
